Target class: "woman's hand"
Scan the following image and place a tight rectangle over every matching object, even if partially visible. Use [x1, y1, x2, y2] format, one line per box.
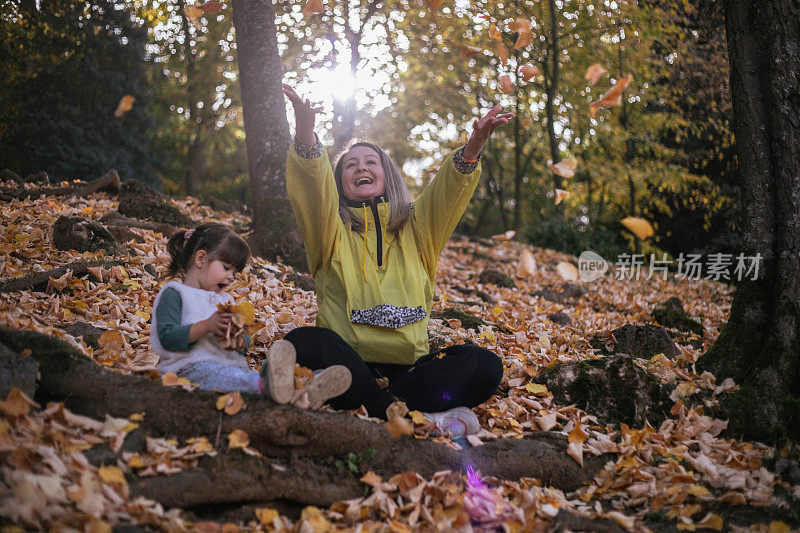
[463, 105, 515, 161]
[282, 84, 322, 147]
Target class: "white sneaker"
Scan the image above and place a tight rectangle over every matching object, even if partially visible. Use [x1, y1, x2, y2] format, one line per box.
[305, 365, 352, 409]
[422, 407, 480, 438]
[261, 340, 296, 404]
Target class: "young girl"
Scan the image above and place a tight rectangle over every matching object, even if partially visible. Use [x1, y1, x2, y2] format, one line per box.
[150, 222, 351, 407]
[281, 84, 512, 436]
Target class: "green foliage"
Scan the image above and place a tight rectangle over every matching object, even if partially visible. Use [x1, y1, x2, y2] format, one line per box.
[525, 215, 628, 261]
[335, 448, 376, 476]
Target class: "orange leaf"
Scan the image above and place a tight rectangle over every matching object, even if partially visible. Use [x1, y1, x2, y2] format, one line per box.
[460, 45, 482, 58]
[568, 423, 588, 444]
[97, 329, 126, 352]
[113, 95, 136, 118]
[621, 216, 654, 240]
[424, 0, 444, 13]
[231, 301, 255, 325]
[508, 18, 531, 34]
[489, 23, 502, 43]
[494, 42, 508, 67]
[499, 74, 514, 94]
[386, 416, 413, 437]
[520, 63, 540, 81]
[256, 508, 279, 526]
[554, 188, 570, 205]
[360, 470, 382, 486]
[197, 1, 222, 13]
[0, 387, 38, 417]
[302, 0, 322, 17]
[584, 63, 607, 86]
[227, 429, 249, 449]
[514, 31, 532, 49]
[547, 157, 578, 178]
[589, 73, 633, 117]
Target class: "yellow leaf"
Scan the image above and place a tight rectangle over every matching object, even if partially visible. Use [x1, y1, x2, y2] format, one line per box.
[216, 395, 228, 410]
[114, 95, 135, 118]
[585, 63, 607, 86]
[688, 484, 711, 498]
[216, 392, 245, 415]
[128, 455, 144, 468]
[87, 520, 112, 533]
[556, 261, 579, 281]
[547, 157, 578, 178]
[696, 513, 723, 531]
[491, 306, 503, 316]
[517, 249, 537, 277]
[231, 301, 255, 325]
[568, 424, 588, 445]
[480, 330, 496, 344]
[0, 387, 38, 417]
[499, 73, 514, 94]
[621, 216, 655, 240]
[302, 0, 322, 17]
[256, 507, 279, 526]
[227, 429, 249, 449]
[677, 523, 696, 531]
[129, 412, 145, 422]
[520, 63, 540, 81]
[554, 189, 570, 205]
[526, 383, 548, 396]
[98, 465, 127, 489]
[409, 410, 429, 425]
[769, 521, 791, 533]
[589, 74, 633, 117]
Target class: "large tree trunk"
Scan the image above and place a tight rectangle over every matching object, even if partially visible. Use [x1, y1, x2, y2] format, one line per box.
[232, 0, 306, 269]
[698, 0, 800, 444]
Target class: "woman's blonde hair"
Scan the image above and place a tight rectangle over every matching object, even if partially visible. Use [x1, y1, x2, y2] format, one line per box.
[333, 141, 412, 233]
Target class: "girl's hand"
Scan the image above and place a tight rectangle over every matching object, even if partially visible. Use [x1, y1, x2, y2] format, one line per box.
[463, 105, 515, 161]
[201, 311, 233, 338]
[282, 84, 322, 147]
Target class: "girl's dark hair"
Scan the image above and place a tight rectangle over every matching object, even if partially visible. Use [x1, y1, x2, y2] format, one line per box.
[165, 222, 250, 278]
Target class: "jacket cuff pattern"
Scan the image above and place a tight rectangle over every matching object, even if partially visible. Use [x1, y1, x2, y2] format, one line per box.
[294, 136, 323, 159]
[453, 146, 481, 174]
[351, 305, 427, 329]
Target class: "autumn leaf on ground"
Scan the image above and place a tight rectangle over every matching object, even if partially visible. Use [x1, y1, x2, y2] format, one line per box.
[48, 269, 72, 292]
[568, 423, 588, 445]
[360, 471, 382, 487]
[113, 95, 135, 118]
[499, 74, 514, 94]
[256, 508, 279, 527]
[97, 329, 126, 353]
[514, 31, 532, 49]
[547, 157, 578, 178]
[386, 416, 413, 437]
[556, 261, 579, 281]
[461, 45, 482, 58]
[554, 189, 570, 205]
[520, 63, 540, 81]
[227, 429, 249, 449]
[491, 230, 516, 241]
[566, 441, 583, 466]
[589, 73, 633, 117]
[0, 387, 38, 417]
[302, 0, 323, 17]
[517, 249, 537, 277]
[386, 400, 409, 420]
[216, 392, 245, 415]
[621, 216, 655, 240]
[585, 63, 607, 86]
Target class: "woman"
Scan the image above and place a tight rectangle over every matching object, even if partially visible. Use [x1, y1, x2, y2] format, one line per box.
[281, 84, 513, 436]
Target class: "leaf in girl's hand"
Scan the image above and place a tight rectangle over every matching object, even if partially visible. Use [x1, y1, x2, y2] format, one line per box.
[554, 188, 570, 205]
[621, 216, 655, 240]
[547, 157, 578, 178]
[499, 74, 514, 94]
[461, 45, 482, 58]
[520, 63, 540, 81]
[585, 63, 607, 86]
[589, 74, 633, 117]
[113, 95, 135, 118]
[302, 0, 323, 18]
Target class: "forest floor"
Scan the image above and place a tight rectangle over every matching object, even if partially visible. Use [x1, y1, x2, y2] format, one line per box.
[0, 183, 798, 532]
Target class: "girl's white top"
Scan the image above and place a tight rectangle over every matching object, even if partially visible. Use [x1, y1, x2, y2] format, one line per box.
[150, 280, 250, 374]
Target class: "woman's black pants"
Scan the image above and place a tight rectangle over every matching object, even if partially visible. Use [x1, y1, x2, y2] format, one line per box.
[284, 326, 503, 419]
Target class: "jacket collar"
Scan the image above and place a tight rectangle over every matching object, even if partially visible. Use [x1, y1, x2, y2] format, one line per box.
[343, 194, 388, 208]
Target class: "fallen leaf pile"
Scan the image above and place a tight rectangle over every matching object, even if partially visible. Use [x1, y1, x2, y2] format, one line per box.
[1, 183, 798, 531]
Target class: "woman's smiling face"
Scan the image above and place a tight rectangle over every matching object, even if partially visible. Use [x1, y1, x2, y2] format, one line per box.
[341, 145, 386, 202]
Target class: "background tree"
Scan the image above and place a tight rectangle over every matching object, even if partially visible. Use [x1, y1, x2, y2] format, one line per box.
[698, 0, 800, 443]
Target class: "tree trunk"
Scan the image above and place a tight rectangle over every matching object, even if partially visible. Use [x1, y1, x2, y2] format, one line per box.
[698, 0, 800, 444]
[178, 0, 201, 196]
[232, 0, 306, 269]
[544, 0, 562, 216]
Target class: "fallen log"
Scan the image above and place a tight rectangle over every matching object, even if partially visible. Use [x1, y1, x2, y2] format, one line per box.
[0, 169, 120, 201]
[98, 212, 178, 238]
[0, 260, 125, 293]
[0, 327, 609, 509]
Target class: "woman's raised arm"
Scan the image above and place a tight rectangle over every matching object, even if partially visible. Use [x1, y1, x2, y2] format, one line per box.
[282, 84, 322, 147]
[463, 104, 515, 161]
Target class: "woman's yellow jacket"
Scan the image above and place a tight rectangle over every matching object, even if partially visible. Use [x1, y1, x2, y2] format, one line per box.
[286, 142, 481, 365]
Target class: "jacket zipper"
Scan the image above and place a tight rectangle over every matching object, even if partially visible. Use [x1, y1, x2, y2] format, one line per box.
[369, 201, 383, 267]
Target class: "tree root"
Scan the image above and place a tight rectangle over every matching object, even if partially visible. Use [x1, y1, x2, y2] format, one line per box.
[0, 260, 124, 293]
[0, 169, 120, 201]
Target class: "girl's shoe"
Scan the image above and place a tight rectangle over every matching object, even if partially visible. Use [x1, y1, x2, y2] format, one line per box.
[422, 407, 480, 438]
[261, 340, 296, 404]
[305, 365, 352, 409]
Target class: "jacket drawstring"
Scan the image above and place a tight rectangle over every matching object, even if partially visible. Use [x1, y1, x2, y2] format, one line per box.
[380, 198, 395, 254]
[361, 204, 369, 283]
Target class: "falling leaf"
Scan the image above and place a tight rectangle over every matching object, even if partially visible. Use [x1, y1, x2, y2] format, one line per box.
[621, 216, 655, 240]
[113, 95, 135, 118]
[302, 0, 322, 17]
[556, 261, 579, 281]
[589, 74, 633, 117]
[514, 32, 532, 49]
[423, 0, 444, 13]
[489, 23, 502, 43]
[197, 1, 222, 13]
[547, 157, 578, 178]
[227, 429, 249, 449]
[494, 42, 508, 66]
[0, 388, 38, 417]
[499, 74, 514, 94]
[491, 230, 516, 241]
[566, 442, 583, 466]
[520, 63, 540, 81]
[360, 471, 382, 487]
[461, 45, 482, 58]
[517, 249, 537, 277]
[554, 189, 570, 205]
[584, 63, 607, 86]
[386, 416, 413, 438]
